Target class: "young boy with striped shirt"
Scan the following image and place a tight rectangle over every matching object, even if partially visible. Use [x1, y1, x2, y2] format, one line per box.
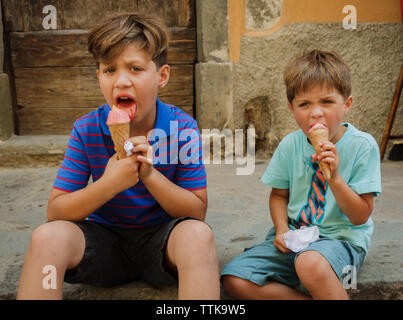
[17, 13, 219, 299]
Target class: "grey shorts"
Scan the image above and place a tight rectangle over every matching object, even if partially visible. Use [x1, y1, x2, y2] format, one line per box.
[221, 227, 366, 289]
[64, 217, 194, 288]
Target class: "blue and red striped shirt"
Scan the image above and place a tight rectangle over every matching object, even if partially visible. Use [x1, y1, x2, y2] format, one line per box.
[53, 98, 207, 228]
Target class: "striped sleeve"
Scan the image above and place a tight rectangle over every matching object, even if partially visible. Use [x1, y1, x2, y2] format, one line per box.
[53, 125, 90, 192]
[176, 120, 207, 190]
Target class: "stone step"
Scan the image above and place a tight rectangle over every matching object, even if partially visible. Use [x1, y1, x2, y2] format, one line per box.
[0, 139, 402, 300]
[0, 135, 68, 167]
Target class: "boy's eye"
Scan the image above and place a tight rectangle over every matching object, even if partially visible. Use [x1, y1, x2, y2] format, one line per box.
[131, 66, 142, 72]
[323, 100, 334, 104]
[299, 102, 308, 107]
[103, 68, 114, 74]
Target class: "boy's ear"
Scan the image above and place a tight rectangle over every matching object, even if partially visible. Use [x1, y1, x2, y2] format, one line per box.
[96, 69, 100, 80]
[287, 101, 294, 112]
[158, 64, 170, 89]
[344, 96, 353, 114]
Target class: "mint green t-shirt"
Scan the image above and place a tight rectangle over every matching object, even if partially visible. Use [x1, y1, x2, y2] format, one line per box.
[261, 123, 382, 253]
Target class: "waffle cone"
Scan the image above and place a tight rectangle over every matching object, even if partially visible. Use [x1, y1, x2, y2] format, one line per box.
[108, 122, 130, 159]
[308, 127, 331, 180]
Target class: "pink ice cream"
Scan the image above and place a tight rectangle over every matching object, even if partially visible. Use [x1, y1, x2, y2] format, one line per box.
[107, 105, 131, 125]
[308, 122, 327, 134]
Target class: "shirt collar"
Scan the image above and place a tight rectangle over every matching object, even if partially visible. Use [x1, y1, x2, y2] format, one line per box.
[153, 97, 172, 135]
[100, 98, 172, 138]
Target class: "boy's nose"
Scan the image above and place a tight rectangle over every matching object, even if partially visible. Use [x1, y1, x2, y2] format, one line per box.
[310, 104, 324, 118]
[115, 71, 132, 88]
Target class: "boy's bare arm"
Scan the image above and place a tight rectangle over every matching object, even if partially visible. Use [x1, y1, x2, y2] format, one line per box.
[47, 154, 140, 221]
[327, 176, 373, 225]
[316, 141, 374, 225]
[141, 168, 207, 221]
[130, 136, 207, 221]
[270, 188, 291, 253]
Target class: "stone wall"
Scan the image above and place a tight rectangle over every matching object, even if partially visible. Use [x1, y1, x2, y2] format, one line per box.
[196, 0, 403, 157]
[235, 22, 403, 155]
[195, 0, 234, 132]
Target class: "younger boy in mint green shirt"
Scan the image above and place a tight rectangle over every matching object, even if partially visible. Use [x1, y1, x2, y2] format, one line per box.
[261, 122, 380, 253]
[221, 50, 381, 300]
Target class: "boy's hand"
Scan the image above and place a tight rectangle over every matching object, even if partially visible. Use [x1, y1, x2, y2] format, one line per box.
[102, 153, 140, 193]
[274, 228, 292, 253]
[313, 141, 340, 181]
[126, 136, 154, 180]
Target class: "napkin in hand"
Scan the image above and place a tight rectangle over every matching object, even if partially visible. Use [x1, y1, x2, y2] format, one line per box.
[282, 226, 319, 252]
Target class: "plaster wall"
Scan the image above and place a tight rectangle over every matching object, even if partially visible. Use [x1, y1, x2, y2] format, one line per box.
[227, 0, 403, 155]
[234, 22, 403, 154]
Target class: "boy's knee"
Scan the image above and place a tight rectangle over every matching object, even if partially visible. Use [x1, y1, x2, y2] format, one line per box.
[169, 219, 217, 268]
[222, 275, 236, 291]
[295, 251, 331, 282]
[222, 275, 249, 298]
[175, 219, 215, 248]
[31, 223, 55, 250]
[30, 221, 79, 253]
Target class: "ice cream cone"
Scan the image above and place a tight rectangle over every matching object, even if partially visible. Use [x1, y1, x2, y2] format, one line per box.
[308, 124, 331, 180]
[107, 105, 131, 160]
[108, 122, 130, 159]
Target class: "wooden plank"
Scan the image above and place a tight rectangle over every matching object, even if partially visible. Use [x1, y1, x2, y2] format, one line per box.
[169, 28, 197, 65]
[2, 0, 65, 32]
[138, 0, 195, 27]
[10, 28, 196, 67]
[115, 0, 138, 13]
[177, 0, 196, 27]
[14, 66, 104, 109]
[3, 0, 196, 135]
[1, 0, 25, 32]
[2, 0, 139, 32]
[17, 104, 194, 135]
[2, 0, 194, 31]
[25, 0, 64, 32]
[60, 0, 117, 30]
[10, 30, 93, 67]
[60, 0, 139, 29]
[14, 65, 194, 109]
[17, 107, 95, 135]
[159, 95, 194, 107]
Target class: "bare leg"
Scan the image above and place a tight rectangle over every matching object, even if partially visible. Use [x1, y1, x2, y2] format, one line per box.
[165, 219, 220, 299]
[17, 221, 85, 300]
[222, 275, 311, 300]
[295, 250, 349, 300]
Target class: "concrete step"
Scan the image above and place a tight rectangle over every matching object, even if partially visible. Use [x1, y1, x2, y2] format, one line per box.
[0, 136, 402, 299]
[0, 135, 68, 167]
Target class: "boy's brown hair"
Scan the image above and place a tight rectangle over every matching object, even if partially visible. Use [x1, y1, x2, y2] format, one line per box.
[88, 13, 169, 68]
[283, 50, 352, 103]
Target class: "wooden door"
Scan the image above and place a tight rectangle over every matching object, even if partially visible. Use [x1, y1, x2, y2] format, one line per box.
[1, 0, 196, 134]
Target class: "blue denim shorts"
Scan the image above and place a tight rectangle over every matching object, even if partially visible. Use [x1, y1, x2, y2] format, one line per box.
[221, 227, 366, 288]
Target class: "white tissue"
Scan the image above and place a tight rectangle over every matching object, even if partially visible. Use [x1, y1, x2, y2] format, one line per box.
[124, 140, 134, 156]
[282, 226, 319, 252]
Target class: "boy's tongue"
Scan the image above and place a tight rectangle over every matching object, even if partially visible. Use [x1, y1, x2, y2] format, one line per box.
[116, 98, 137, 121]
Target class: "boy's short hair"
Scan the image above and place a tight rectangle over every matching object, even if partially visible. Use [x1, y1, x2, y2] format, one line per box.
[88, 13, 169, 68]
[283, 50, 352, 103]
